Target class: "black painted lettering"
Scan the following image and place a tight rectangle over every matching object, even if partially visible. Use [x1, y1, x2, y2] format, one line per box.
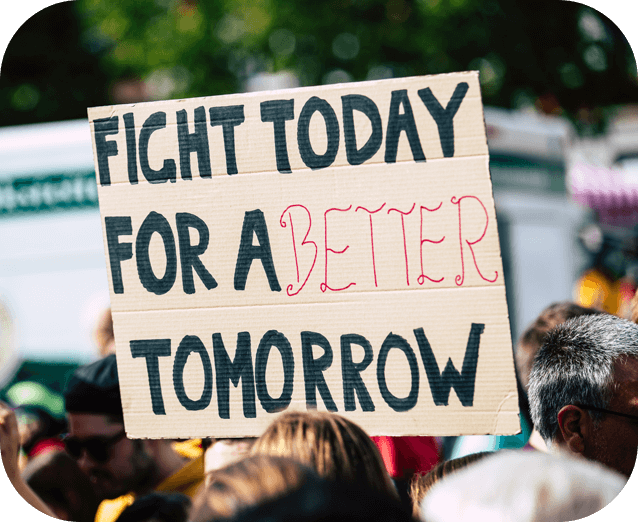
[209, 105, 245, 175]
[173, 335, 213, 411]
[176, 212, 217, 294]
[418, 82, 469, 158]
[234, 209, 281, 292]
[255, 330, 294, 413]
[130, 339, 171, 415]
[123, 113, 138, 184]
[260, 100, 294, 173]
[136, 211, 178, 295]
[297, 96, 339, 169]
[385, 90, 425, 163]
[105, 216, 133, 294]
[177, 106, 212, 180]
[139, 111, 177, 183]
[377, 333, 419, 412]
[341, 95, 382, 166]
[93, 116, 119, 186]
[212, 332, 256, 419]
[340, 334, 375, 412]
[413, 323, 484, 406]
[301, 331, 337, 411]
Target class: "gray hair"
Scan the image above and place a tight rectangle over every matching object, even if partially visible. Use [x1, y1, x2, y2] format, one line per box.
[528, 314, 638, 442]
[420, 450, 625, 522]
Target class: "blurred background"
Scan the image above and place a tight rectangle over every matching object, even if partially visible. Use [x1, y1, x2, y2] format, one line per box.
[0, 0, 637, 411]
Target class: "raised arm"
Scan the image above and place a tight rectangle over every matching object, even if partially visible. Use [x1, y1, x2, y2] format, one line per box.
[0, 400, 57, 518]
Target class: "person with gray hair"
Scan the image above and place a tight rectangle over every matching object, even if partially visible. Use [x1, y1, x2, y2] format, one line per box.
[420, 450, 626, 522]
[528, 313, 638, 478]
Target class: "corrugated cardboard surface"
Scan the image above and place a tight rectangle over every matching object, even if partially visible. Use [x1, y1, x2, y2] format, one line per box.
[89, 72, 520, 438]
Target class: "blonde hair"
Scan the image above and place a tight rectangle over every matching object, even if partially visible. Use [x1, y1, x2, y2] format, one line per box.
[251, 410, 397, 499]
[409, 452, 491, 517]
[93, 307, 115, 357]
[190, 455, 312, 522]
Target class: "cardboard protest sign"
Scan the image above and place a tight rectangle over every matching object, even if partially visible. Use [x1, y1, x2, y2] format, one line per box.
[88, 71, 520, 438]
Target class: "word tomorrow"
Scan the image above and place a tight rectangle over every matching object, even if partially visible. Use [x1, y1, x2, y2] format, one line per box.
[131, 323, 485, 417]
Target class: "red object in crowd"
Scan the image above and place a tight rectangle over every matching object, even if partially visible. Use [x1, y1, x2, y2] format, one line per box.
[28, 437, 65, 458]
[372, 436, 441, 479]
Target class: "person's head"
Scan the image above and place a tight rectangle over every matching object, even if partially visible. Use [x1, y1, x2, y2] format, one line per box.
[528, 314, 638, 477]
[22, 449, 101, 522]
[250, 410, 397, 499]
[409, 452, 491, 517]
[93, 307, 115, 358]
[63, 354, 164, 500]
[229, 473, 414, 522]
[115, 492, 191, 522]
[420, 450, 626, 522]
[516, 301, 603, 390]
[630, 287, 638, 324]
[190, 455, 315, 522]
[5, 380, 67, 456]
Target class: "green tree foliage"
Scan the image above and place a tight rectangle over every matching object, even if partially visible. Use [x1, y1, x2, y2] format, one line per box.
[1, 0, 636, 130]
[0, 1, 110, 126]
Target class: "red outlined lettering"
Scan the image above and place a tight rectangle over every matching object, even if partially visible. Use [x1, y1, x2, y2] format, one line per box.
[321, 205, 355, 292]
[355, 203, 386, 287]
[451, 195, 498, 286]
[280, 205, 317, 296]
[417, 202, 445, 285]
[387, 203, 416, 286]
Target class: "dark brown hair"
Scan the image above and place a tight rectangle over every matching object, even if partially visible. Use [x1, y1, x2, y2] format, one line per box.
[516, 301, 603, 389]
[190, 455, 313, 522]
[409, 452, 491, 517]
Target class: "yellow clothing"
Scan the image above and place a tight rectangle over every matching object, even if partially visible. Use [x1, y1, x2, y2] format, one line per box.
[93, 452, 205, 522]
[94, 494, 135, 522]
[172, 438, 203, 459]
[156, 451, 205, 496]
[575, 268, 622, 315]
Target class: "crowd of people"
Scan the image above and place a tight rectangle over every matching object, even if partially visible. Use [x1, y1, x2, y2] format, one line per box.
[1, 298, 637, 522]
